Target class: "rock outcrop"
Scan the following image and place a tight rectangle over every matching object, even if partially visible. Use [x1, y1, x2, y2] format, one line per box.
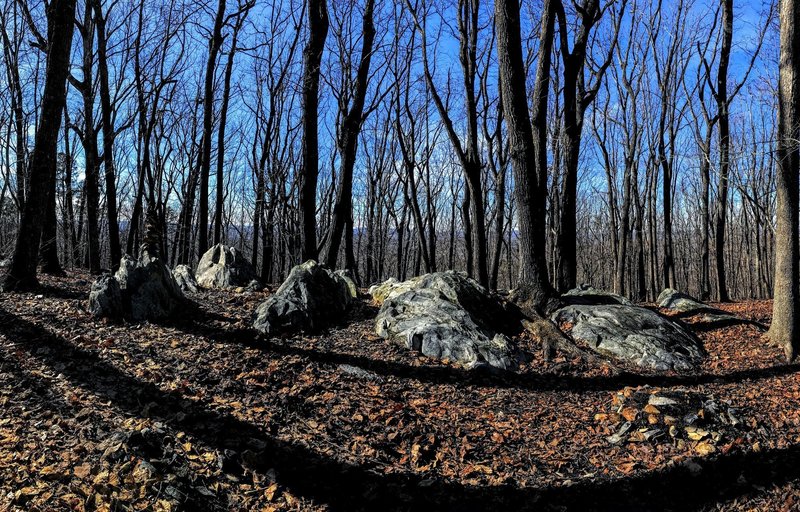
[88, 275, 123, 319]
[253, 260, 356, 335]
[552, 304, 704, 371]
[562, 284, 632, 306]
[375, 271, 520, 371]
[172, 264, 200, 293]
[195, 244, 260, 289]
[656, 288, 758, 329]
[369, 277, 420, 305]
[89, 249, 185, 322]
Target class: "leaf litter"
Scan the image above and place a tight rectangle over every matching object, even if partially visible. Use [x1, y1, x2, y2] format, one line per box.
[0, 274, 798, 511]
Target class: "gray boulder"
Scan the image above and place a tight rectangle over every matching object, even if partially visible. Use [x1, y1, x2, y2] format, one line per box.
[195, 244, 260, 289]
[89, 249, 185, 322]
[369, 277, 417, 305]
[244, 279, 263, 292]
[551, 304, 705, 371]
[88, 275, 123, 319]
[173, 264, 200, 293]
[658, 288, 717, 313]
[336, 269, 359, 298]
[253, 260, 356, 335]
[657, 288, 754, 329]
[375, 271, 520, 371]
[563, 284, 632, 306]
[116, 251, 185, 321]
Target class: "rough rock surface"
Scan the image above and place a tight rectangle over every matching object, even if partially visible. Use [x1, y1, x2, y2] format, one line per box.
[253, 260, 356, 335]
[244, 280, 263, 292]
[195, 244, 260, 289]
[375, 271, 520, 371]
[369, 277, 420, 305]
[552, 304, 704, 371]
[657, 288, 748, 329]
[562, 284, 632, 306]
[116, 252, 186, 321]
[336, 270, 359, 298]
[657, 289, 712, 313]
[172, 264, 200, 293]
[89, 249, 185, 321]
[88, 275, 123, 319]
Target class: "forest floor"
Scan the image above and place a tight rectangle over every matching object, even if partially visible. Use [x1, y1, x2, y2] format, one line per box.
[1, 272, 799, 511]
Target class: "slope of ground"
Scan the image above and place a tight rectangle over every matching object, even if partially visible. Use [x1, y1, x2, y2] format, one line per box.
[0, 273, 798, 511]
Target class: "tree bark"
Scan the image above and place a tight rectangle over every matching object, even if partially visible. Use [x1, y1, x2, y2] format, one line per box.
[74, 0, 101, 273]
[93, 0, 121, 270]
[770, 0, 800, 361]
[324, 0, 375, 272]
[714, 0, 733, 302]
[40, 153, 63, 275]
[198, 0, 227, 256]
[0, 13, 27, 213]
[298, 0, 328, 261]
[3, 0, 77, 291]
[495, 0, 555, 310]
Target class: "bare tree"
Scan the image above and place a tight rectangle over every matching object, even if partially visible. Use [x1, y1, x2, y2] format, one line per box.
[405, 0, 490, 287]
[3, 0, 77, 291]
[197, 0, 227, 256]
[770, 0, 800, 361]
[213, 0, 253, 245]
[298, 0, 329, 261]
[495, 0, 555, 310]
[323, 0, 377, 274]
[553, 0, 626, 292]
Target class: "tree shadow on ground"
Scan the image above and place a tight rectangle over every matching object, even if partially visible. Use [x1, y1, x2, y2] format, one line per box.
[164, 314, 800, 394]
[0, 349, 232, 510]
[2, 305, 799, 511]
[34, 283, 88, 300]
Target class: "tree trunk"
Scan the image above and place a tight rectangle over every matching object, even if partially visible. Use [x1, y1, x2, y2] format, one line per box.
[93, 0, 121, 270]
[324, 0, 375, 271]
[40, 158, 63, 275]
[3, 0, 77, 291]
[714, 0, 733, 302]
[77, 0, 101, 273]
[699, 135, 712, 300]
[63, 111, 78, 267]
[495, 0, 555, 310]
[298, 0, 328, 261]
[1, 17, 27, 213]
[770, 0, 800, 361]
[214, 6, 249, 245]
[198, 0, 227, 256]
[409, 0, 489, 286]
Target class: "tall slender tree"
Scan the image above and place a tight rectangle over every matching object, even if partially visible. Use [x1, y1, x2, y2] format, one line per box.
[770, 0, 800, 362]
[298, 0, 329, 261]
[495, 0, 555, 311]
[324, 0, 376, 273]
[3, 0, 78, 291]
[93, 0, 123, 270]
[197, 0, 227, 256]
[213, 0, 252, 245]
[553, 0, 626, 292]
[406, 0, 490, 287]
